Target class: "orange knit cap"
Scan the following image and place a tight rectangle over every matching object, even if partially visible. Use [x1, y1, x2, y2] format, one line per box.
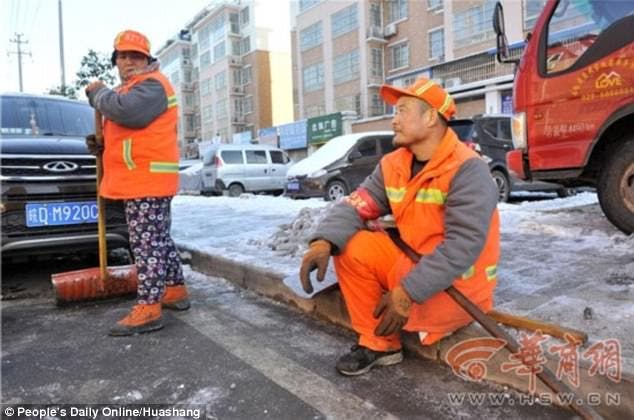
[380, 77, 456, 120]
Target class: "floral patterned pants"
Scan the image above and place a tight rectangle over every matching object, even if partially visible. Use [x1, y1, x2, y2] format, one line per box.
[124, 196, 184, 304]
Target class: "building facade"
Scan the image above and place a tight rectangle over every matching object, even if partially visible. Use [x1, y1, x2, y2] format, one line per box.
[291, 0, 533, 133]
[156, 31, 198, 158]
[192, 0, 292, 148]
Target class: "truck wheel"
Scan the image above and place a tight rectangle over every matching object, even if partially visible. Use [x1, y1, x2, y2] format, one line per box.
[325, 180, 348, 201]
[597, 139, 634, 234]
[228, 183, 245, 197]
[491, 169, 511, 202]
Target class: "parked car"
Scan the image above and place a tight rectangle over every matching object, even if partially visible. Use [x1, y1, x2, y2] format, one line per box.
[200, 144, 293, 197]
[285, 131, 394, 201]
[449, 115, 575, 202]
[1, 93, 129, 257]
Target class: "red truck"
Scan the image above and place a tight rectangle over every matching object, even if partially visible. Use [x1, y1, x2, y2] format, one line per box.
[493, 0, 634, 234]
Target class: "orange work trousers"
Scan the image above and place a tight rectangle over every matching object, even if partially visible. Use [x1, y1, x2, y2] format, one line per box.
[334, 230, 494, 352]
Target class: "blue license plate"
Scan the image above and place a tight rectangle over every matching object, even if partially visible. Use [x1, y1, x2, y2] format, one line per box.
[25, 201, 98, 227]
[286, 182, 300, 191]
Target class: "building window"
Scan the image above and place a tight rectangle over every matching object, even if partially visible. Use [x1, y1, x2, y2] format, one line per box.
[242, 66, 252, 84]
[334, 94, 361, 116]
[233, 68, 242, 86]
[200, 51, 211, 68]
[184, 70, 192, 83]
[523, 0, 547, 31]
[186, 115, 194, 131]
[453, 1, 496, 46]
[233, 97, 243, 116]
[241, 36, 250, 54]
[386, 0, 408, 23]
[427, 0, 443, 12]
[232, 39, 241, 56]
[428, 28, 444, 60]
[302, 63, 324, 92]
[300, 22, 322, 51]
[203, 105, 213, 121]
[371, 48, 383, 78]
[369, 3, 381, 27]
[244, 95, 254, 114]
[216, 99, 228, 118]
[229, 13, 240, 34]
[211, 15, 225, 42]
[215, 71, 226, 90]
[240, 7, 250, 26]
[304, 103, 325, 117]
[299, 0, 320, 13]
[214, 41, 226, 62]
[185, 94, 193, 106]
[201, 78, 211, 96]
[333, 49, 359, 85]
[389, 42, 409, 70]
[331, 4, 358, 38]
[198, 26, 211, 51]
[370, 93, 384, 116]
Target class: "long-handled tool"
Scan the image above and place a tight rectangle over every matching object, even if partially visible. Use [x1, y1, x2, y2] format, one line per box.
[51, 111, 137, 305]
[384, 227, 601, 420]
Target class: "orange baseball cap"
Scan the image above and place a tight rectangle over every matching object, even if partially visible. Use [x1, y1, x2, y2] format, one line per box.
[113, 30, 151, 56]
[380, 77, 456, 120]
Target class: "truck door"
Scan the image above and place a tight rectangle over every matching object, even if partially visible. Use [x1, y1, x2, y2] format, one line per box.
[530, 0, 634, 170]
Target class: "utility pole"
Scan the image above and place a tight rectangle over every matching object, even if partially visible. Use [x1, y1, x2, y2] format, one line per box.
[8, 33, 31, 92]
[58, 0, 66, 90]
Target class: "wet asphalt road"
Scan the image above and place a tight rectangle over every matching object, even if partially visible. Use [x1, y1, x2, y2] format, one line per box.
[1, 256, 572, 419]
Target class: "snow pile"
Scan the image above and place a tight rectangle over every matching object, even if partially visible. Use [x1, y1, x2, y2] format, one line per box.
[248, 204, 334, 257]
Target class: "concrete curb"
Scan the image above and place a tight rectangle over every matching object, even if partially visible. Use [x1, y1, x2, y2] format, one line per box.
[182, 246, 633, 418]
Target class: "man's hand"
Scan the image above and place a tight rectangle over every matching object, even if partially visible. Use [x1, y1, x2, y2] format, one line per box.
[373, 286, 413, 336]
[299, 239, 332, 294]
[85, 80, 106, 95]
[85, 134, 104, 156]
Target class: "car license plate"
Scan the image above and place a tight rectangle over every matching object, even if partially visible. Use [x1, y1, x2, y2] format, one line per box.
[286, 182, 300, 191]
[25, 201, 98, 227]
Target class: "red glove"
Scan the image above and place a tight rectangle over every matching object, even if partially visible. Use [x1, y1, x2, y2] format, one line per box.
[299, 240, 331, 294]
[373, 286, 413, 336]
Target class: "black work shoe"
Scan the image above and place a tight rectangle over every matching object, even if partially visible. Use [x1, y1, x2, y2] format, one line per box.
[336, 345, 403, 376]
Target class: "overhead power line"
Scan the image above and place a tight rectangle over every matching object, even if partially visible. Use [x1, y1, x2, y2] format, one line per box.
[8, 33, 32, 92]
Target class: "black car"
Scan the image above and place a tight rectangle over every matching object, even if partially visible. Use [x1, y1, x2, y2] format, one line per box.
[285, 131, 394, 201]
[449, 115, 575, 202]
[1, 93, 129, 257]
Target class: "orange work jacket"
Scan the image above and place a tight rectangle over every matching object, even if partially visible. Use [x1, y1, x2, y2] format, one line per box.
[381, 129, 500, 338]
[101, 71, 179, 199]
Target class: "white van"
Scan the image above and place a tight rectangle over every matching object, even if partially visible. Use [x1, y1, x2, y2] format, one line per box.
[200, 144, 293, 196]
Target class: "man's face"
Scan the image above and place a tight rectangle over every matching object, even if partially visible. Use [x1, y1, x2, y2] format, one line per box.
[391, 96, 430, 148]
[116, 50, 148, 80]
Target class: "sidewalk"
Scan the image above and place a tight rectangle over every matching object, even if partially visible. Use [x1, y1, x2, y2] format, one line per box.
[172, 194, 634, 418]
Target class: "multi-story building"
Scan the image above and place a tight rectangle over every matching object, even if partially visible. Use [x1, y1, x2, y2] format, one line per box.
[291, 0, 529, 133]
[192, 0, 293, 146]
[156, 30, 198, 158]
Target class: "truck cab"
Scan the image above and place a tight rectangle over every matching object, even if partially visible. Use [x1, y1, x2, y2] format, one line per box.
[494, 0, 634, 234]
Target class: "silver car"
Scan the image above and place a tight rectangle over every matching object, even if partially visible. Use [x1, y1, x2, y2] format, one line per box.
[200, 144, 293, 197]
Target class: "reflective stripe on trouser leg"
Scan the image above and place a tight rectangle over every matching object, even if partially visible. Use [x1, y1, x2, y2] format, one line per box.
[124, 196, 184, 304]
[333, 230, 402, 352]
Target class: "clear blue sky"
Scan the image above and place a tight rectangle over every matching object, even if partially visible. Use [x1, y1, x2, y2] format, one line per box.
[1, 0, 215, 94]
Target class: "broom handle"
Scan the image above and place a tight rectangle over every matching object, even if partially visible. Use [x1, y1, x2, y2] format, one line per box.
[95, 111, 107, 289]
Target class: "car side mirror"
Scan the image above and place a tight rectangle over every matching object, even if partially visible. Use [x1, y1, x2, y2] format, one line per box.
[348, 150, 363, 162]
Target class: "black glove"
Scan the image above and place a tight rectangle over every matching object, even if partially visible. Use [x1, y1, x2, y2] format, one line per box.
[85, 134, 104, 156]
[373, 286, 413, 336]
[299, 239, 332, 294]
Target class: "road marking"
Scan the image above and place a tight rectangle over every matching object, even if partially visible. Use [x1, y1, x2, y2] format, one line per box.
[174, 309, 398, 419]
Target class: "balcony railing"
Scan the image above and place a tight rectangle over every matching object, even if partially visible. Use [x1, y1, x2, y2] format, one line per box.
[431, 47, 523, 88]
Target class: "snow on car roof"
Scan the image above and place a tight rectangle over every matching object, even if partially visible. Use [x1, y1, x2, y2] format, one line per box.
[287, 131, 393, 177]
